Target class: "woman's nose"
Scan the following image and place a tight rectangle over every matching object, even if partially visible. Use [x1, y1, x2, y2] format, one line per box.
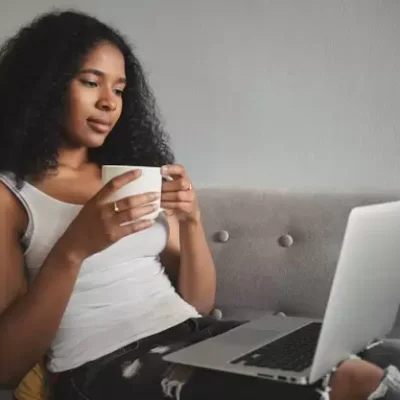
[96, 89, 117, 111]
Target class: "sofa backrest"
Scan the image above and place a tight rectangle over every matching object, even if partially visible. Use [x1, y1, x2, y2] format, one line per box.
[197, 189, 400, 323]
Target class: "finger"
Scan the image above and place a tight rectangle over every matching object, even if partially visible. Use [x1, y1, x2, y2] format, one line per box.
[115, 192, 160, 213]
[117, 219, 156, 240]
[162, 177, 192, 192]
[161, 190, 193, 202]
[161, 164, 186, 178]
[161, 201, 193, 214]
[97, 169, 142, 202]
[113, 203, 158, 225]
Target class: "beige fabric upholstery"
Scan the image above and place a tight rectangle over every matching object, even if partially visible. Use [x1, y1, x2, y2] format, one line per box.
[196, 188, 400, 329]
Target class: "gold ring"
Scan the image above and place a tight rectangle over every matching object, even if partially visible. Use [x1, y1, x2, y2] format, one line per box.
[113, 201, 120, 213]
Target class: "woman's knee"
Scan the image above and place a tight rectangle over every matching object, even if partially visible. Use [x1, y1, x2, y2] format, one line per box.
[330, 360, 383, 400]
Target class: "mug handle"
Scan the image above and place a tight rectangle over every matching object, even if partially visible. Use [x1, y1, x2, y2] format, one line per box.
[162, 174, 174, 182]
[160, 174, 174, 213]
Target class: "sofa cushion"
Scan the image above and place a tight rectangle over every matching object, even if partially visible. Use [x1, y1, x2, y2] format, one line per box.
[217, 306, 274, 322]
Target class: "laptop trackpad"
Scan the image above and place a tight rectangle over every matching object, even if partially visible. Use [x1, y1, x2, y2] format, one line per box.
[213, 328, 282, 346]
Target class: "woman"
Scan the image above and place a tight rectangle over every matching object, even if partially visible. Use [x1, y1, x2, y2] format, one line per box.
[0, 10, 398, 400]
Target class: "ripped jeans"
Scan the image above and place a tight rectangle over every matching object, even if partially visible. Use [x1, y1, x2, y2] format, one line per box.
[51, 317, 400, 400]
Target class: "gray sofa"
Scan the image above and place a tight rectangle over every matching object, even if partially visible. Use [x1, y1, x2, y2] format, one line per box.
[197, 188, 400, 334]
[2, 188, 400, 400]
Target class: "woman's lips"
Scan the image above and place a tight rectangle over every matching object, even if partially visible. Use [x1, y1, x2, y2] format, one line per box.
[87, 119, 112, 133]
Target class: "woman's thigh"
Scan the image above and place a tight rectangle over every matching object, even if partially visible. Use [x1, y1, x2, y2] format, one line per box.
[91, 319, 321, 400]
[177, 367, 321, 400]
[53, 318, 323, 400]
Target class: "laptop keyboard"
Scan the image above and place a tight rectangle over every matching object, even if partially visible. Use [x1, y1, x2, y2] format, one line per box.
[231, 322, 322, 372]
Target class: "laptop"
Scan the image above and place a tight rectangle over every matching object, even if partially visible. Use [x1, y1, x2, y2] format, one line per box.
[164, 201, 400, 385]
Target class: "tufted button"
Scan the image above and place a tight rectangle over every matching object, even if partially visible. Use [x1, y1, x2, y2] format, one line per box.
[278, 234, 294, 248]
[214, 230, 230, 243]
[211, 308, 223, 320]
[274, 311, 287, 317]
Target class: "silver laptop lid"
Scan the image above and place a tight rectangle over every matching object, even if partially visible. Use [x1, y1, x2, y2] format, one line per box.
[309, 201, 400, 383]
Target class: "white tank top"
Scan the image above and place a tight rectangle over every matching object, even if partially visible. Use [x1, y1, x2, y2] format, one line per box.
[0, 172, 199, 372]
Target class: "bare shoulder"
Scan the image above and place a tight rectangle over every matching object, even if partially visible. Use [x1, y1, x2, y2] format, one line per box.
[0, 181, 28, 313]
[0, 181, 28, 234]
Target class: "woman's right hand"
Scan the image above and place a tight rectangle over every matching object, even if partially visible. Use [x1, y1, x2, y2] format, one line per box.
[56, 169, 158, 263]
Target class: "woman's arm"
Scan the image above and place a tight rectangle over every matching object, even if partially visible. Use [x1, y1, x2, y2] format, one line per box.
[159, 164, 216, 315]
[161, 213, 216, 315]
[0, 184, 82, 388]
[0, 171, 151, 387]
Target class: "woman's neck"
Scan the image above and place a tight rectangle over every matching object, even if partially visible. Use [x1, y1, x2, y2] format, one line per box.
[58, 147, 90, 170]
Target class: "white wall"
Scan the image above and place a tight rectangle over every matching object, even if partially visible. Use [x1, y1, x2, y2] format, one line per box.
[1, 0, 399, 191]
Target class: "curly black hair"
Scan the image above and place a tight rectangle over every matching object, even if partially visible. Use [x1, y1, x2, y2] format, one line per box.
[0, 10, 174, 182]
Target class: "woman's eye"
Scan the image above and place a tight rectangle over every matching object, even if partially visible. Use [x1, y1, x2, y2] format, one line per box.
[114, 88, 124, 96]
[81, 80, 98, 88]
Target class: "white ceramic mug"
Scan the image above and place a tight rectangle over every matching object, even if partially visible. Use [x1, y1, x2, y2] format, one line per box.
[102, 165, 162, 221]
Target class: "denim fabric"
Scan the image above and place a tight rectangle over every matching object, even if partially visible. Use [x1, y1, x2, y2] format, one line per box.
[52, 318, 322, 400]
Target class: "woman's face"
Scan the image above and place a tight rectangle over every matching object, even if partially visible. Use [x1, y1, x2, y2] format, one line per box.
[64, 41, 126, 148]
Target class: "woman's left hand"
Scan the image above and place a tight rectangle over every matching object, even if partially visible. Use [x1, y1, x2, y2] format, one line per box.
[161, 164, 200, 223]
